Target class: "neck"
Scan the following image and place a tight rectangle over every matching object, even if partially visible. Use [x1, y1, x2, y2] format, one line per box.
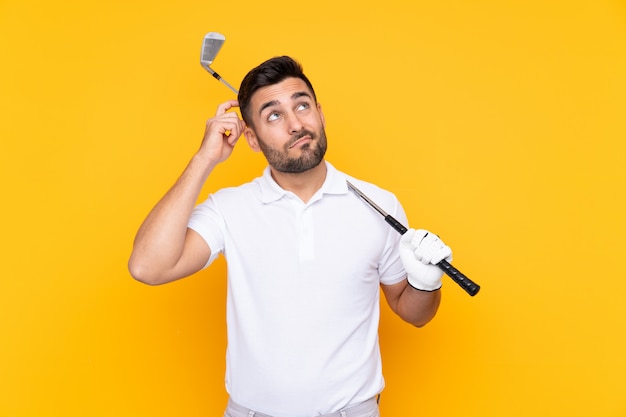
[270, 161, 327, 203]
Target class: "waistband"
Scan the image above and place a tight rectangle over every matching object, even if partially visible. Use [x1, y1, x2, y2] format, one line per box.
[226, 395, 379, 417]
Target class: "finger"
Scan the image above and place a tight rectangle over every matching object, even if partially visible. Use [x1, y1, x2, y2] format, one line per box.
[400, 228, 416, 246]
[431, 245, 452, 264]
[224, 120, 246, 146]
[224, 117, 245, 135]
[215, 99, 240, 116]
[227, 134, 240, 146]
[410, 229, 429, 251]
[414, 233, 439, 262]
[206, 119, 236, 139]
[217, 117, 240, 130]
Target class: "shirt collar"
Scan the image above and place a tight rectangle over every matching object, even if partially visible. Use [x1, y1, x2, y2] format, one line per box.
[257, 161, 349, 204]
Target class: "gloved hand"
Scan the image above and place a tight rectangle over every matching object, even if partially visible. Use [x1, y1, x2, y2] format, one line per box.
[399, 228, 453, 291]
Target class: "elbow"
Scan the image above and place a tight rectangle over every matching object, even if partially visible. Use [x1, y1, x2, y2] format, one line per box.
[409, 305, 440, 328]
[128, 257, 166, 286]
[397, 302, 439, 328]
[411, 317, 434, 328]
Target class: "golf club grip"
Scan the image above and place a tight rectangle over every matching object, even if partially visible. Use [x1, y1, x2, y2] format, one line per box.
[436, 260, 480, 296]
[385, 215, 479, 296]
[385, 215, 408, 234]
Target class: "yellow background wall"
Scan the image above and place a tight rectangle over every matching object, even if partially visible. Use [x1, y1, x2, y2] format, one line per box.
[2, 0, 625, 415]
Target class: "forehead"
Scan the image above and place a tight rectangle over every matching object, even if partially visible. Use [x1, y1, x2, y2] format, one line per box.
[250, 77, 313, 112]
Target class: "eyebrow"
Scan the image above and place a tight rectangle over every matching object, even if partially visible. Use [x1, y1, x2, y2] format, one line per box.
[258, 91, 312, 116]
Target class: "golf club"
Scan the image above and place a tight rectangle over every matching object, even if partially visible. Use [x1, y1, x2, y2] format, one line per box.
[198, 34, 479, 297]
[347, 180, 480, 296]
[200, 32, 239, 94]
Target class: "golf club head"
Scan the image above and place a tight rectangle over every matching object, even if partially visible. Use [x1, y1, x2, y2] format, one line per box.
[200, 32, 239, 94]
[200, 32, 226, 70]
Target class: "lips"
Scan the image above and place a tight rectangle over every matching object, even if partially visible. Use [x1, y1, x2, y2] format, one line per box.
[288, 131, 315, 149]
[289, 136, 312, 149]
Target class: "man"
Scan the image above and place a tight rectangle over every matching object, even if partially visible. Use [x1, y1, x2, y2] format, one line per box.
[129, 56, 452, 417]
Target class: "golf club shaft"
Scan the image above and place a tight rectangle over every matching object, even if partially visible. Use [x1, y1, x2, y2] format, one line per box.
[209, 69, 238, 94]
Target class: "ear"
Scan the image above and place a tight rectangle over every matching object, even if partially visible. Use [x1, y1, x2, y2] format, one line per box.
[244, 126, 261, 152]
[317, 102, 326, 128]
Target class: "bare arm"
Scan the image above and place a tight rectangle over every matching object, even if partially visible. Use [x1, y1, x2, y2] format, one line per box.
[381, 279, 441, 327]
[128, 100, 245, 285]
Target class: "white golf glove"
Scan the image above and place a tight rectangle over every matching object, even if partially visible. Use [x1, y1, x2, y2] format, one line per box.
[399, 228, 453, 292]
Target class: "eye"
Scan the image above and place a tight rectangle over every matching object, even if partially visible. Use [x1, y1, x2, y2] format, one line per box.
[267, 111, 281, 122]
[296, 102, 310, 111]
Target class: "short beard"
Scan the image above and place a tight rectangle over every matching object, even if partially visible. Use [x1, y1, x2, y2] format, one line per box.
[257, 129, 328, 174]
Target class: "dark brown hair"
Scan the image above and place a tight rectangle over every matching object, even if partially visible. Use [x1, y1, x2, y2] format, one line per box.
[238, 56, 317, 126]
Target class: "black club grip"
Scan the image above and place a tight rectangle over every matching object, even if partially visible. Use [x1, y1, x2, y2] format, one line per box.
[436, 259, 480, 296]
[385, 215, 408, 234]
[386, 215, 480, 296]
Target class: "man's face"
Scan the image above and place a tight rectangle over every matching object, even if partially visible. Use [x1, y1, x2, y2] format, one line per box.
[244, 77, 327, 173]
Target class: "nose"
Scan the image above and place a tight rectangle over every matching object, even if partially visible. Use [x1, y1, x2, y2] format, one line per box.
[287, 111, 304, 134]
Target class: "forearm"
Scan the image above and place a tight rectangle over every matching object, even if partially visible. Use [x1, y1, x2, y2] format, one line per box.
[128, 153, 216, 284]
[393, 281, 441, 327]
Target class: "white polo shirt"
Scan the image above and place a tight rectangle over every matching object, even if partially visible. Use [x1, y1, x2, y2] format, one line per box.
[188, 161, 408, 417]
